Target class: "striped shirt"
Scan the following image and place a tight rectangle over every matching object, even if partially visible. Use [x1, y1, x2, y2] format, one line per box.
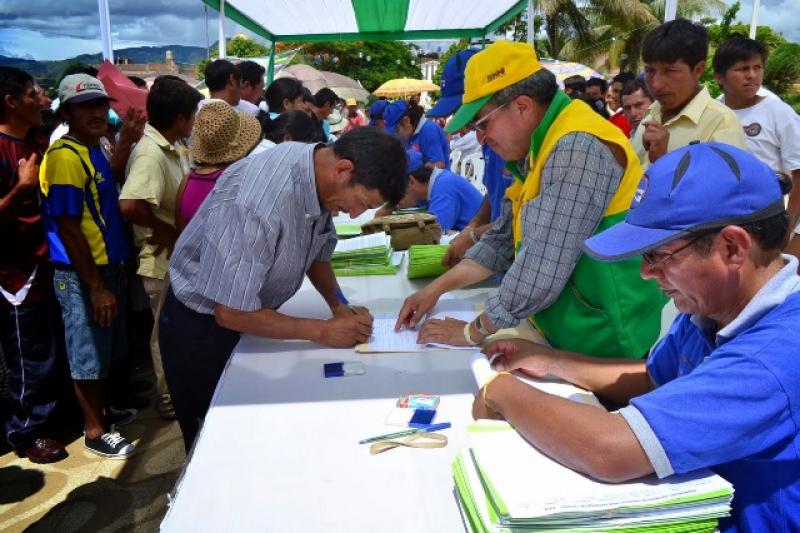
[465, 132, 622, 329]
[169, 142, 337, 314]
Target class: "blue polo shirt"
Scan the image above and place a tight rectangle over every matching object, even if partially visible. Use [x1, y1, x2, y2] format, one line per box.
[408, 118, 449, 167]
[482, 145, 512, 222]
[428, 169, 483, 232]
[620, 255, 800, 532]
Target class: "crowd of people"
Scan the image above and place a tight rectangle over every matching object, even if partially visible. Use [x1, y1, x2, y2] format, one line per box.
[1, 16, 799, 531]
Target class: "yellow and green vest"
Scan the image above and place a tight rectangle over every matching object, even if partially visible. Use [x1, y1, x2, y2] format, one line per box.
[506, 97, 667, 358]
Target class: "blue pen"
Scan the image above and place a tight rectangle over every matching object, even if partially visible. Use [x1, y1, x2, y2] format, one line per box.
[358, 422, 451, 445]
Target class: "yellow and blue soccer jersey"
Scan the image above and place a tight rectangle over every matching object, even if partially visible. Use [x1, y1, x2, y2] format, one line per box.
[40, 136, 129, 266]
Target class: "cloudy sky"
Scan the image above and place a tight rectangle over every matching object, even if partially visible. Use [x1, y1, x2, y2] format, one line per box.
[0, 0, 797, 61]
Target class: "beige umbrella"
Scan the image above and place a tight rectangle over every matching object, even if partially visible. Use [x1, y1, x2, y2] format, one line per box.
[277, 64, 369, 102]
[322, 71, 369, 101]
[373, 78, 440, 98]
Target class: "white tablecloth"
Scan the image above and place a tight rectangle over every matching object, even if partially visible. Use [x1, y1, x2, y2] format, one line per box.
[161, 254, 497, 532]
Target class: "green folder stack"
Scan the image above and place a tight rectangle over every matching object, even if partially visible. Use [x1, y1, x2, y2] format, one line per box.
[331, 232, 403, 276]
[453, 421, 734, 533]
[407, 244, 450, 279]
[335, 223, 362, 238]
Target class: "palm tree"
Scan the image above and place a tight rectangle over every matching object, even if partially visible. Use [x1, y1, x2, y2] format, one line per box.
[562, 0, 728, 72]
[515, 0, 729, 73]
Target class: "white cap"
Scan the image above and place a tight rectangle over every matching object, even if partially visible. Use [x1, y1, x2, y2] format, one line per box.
[58, 74, 114, 105]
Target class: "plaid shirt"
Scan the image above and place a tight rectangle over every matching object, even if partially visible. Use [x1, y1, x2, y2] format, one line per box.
[465, 132, 623, 329]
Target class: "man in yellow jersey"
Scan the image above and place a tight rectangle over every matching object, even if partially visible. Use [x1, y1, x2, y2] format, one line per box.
[40, 74, 136, 459]
[396, 42, 666, 359]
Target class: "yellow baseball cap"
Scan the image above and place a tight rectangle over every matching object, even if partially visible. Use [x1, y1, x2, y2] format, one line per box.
[446, 41, 542, 134]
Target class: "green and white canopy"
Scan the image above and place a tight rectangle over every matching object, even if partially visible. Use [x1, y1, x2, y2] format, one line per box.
[203, 0, 528, 42]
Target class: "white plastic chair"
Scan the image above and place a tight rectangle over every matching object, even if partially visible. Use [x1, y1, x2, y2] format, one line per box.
[461, 152, 486, 194]
[449, 149, 462, 173]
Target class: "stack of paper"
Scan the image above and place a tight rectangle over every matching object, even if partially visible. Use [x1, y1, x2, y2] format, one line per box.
[454, 368, 733, 532]
[407, 244, 450, 279]
[331, 232, 403, 276]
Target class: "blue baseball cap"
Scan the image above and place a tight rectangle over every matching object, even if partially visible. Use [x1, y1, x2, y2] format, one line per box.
[406, 150, 424, 174]
[583, 142, 786, 261]
[383, 100, 408, 132]
[427, 49, 480, 118]
[369, 100, 388, 126]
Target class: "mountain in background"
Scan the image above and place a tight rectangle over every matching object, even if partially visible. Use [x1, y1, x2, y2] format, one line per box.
[0, 45, 207, 88]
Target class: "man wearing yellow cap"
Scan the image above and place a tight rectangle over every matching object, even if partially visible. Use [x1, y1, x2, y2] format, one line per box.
[396, 41, 665, 359]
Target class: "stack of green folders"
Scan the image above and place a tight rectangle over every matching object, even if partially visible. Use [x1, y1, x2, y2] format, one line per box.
[454, 421, 733, 533]
[334, 223, 362, 238]
[331, 232, 403, 276]
[407, 244, 449, 279]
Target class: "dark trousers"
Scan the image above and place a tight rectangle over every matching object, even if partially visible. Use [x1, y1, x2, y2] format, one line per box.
[159, 288, 240, 452]
[0, 285, 66, 450]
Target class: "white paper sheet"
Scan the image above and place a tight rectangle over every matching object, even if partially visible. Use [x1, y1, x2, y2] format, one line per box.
[333, 232, 389, 253]
[358, 300, 477, 352]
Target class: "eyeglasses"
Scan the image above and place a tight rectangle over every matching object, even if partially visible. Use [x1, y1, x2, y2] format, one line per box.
[642, 234, 705, 269]
[469, 102, 508, 133]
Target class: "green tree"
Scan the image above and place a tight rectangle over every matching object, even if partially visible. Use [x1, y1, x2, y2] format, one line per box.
[198, 34, 270, 80]
[280, 41, 420, 93]
[498, 0, 727, 73]
[765, 42, 800, 96]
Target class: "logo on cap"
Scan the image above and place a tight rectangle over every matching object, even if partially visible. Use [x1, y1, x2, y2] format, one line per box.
[631, 175, 649, 209]
[75, 80, 103, 93]
[487, 67, 505, 82]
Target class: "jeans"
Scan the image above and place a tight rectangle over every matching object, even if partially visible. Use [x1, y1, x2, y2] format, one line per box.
[53, 265, 126, 380]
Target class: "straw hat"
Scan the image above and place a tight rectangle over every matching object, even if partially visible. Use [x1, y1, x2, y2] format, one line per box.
[191, 99, 262, 165]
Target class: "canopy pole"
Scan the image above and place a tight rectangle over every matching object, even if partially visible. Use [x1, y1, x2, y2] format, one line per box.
[527, 0, 535, 46]
[98, 0, 114, 63]
[218, 0, 226, 59]
[481, 36, 486, 49]
[749, 0, 761, 38]
[664, 0, 678, 21]
[268, 43, 276, 84]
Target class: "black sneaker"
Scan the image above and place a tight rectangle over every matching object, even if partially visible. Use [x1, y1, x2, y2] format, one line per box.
[84, 431, 136, 459]
[109, 407, 137, 427]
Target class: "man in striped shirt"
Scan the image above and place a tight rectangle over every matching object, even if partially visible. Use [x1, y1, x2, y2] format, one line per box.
[161, 127, 407, 450]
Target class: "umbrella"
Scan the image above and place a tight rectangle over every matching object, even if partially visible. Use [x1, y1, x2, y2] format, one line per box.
[322, 71, 369, 102]
[373, 78, 440, 98]
[540, 59, 604, 87]
[277, 64, 370, 102]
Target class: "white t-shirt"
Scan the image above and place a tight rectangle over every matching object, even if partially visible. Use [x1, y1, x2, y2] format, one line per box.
[732, 96, 800, 175]
[197, 97, 260, 117]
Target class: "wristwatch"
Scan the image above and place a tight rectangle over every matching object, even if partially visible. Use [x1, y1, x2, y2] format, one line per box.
[469, 228, 480, 243]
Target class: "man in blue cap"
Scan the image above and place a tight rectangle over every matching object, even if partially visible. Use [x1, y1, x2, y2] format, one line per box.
[383, 99, 449, 169]
[425, 48, 514, 267]
[368, 100, 388, 129]
[473, 142, 800, 532]
[397, 150, 483, 232]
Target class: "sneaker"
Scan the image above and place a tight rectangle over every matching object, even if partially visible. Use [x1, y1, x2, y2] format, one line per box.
[84, 431, 136, 459]
[109, 407, 137, 427]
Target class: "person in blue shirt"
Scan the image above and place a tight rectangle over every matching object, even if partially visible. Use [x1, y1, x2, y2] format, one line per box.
[397, 151, 482, 232]
[368, 99, 388, 128]
[472, 142, 800, 532]
[423, 48, 514, 267]
[384, 100, 449, 169]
